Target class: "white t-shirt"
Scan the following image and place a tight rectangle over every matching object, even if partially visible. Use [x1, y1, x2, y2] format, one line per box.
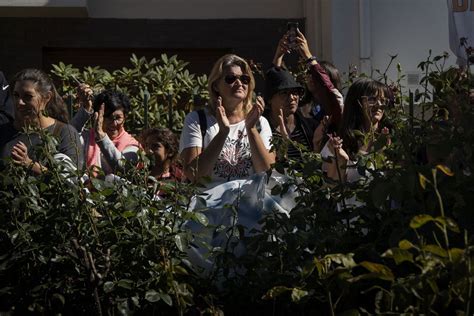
[447, 0, 474, 65]
[179, 110, 273, 184]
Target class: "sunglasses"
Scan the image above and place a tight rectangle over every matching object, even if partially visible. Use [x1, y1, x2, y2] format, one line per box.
[224, 74, 251, 85]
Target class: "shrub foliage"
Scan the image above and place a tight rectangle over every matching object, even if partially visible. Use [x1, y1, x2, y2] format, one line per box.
[0, 53, 473, 315]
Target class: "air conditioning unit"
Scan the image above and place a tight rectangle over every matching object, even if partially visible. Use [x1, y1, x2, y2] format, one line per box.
[406, 71, 421, 87]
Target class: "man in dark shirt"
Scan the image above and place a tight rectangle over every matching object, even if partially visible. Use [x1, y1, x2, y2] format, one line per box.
[0, 71, 14, 126]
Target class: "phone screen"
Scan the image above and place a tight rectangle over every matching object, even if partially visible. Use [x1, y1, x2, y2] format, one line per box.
[287, 22, 299, 49]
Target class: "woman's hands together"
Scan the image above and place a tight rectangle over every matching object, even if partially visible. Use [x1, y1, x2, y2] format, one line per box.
[11, 141, 33, 167]
[245, 96, 265, 130]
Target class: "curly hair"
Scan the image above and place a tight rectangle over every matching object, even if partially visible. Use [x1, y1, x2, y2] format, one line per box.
[139, 128, 179, 162]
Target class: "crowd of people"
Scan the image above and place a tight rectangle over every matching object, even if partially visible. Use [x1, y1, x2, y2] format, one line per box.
[0, 29, 396, 273]
[0, 30, 392, 187]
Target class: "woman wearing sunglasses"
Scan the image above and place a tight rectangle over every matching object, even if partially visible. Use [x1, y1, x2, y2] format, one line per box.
[179, 54, 276, 275]
[271, 29, 344, 154]
[180, 54, 274, 185]
[72, 88, 140, 176]
[323, 78, 391, 183]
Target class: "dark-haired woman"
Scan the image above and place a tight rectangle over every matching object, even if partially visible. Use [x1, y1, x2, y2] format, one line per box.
[72, 86, 140, 175]
[0, 68, 82, 174]
[270, 30, 344, 153]
[323, 78, 390, 183]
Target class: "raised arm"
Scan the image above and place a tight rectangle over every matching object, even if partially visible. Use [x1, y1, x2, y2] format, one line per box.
[295, 29, 343, 127]
[71, 83, 94, 132]
[93, 104, 139, 172]
[272, 34, 290, 67]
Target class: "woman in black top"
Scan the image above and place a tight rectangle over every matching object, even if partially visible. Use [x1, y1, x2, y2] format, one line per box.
[0, 68, 83, 174]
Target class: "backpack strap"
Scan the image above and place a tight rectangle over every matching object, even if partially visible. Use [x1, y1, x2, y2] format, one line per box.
[197, 109, 207, 145]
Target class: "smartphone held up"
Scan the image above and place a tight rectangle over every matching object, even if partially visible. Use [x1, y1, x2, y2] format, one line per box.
[287, 22, 299, 51]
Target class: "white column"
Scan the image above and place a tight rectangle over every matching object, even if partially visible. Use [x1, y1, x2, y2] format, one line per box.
[359, 0, 372, 74]
[303, 0, 333, 61]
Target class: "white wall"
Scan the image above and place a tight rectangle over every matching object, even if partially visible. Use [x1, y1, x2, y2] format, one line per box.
[330, 0, 457, 87]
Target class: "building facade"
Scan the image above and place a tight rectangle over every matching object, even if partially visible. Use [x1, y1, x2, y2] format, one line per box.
[0, 0, 459, 90]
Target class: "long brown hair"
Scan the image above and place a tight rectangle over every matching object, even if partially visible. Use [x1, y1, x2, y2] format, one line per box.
[340, 78, 387, 157]
[12, 68, 69, 123]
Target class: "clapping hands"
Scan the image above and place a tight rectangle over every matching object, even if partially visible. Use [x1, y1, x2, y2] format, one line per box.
[245, 96, 265, 130]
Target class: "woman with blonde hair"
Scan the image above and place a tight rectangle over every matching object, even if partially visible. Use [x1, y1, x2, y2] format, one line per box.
[179, 54, 276, 275]
[180, 54, 274, 185]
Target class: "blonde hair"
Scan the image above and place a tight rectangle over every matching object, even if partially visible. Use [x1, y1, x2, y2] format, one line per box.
[207, 54, 255, 114]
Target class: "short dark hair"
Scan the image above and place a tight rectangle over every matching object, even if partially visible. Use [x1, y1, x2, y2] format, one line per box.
[93, 90, 131, 117]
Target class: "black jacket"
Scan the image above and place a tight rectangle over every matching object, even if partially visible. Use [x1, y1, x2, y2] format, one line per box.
[0, 71, 14, 126]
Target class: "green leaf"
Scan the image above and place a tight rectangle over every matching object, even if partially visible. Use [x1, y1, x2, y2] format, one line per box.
[434, 217, 460, 233]
[423, 244, 448, 257]
[117, 279, 134, 290]
[194, 212, 209, 226]
[382, 248, 414, 265]
[359, 261, 394, 281]
[409, 214, 435, 229]
[449, 248, 465, 262]
[51, 293, 65, 307]
[436, 165, 454, 177]
[291, 288, 308, 303]
[121, 210, 135, 218]
[262, 286, 291, 300]
[145, 290, 161, 303]
[398, 239, 415, 250]
[103, 281, 115, 293]
[418, 173, 430, 189]
[175, 234, 187, 252]
[159, 292, 173, 306]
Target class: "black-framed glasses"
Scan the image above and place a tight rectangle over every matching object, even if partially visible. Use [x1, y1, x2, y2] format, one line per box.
[104, 114, 125, 124]
[277, 88, 304, 97]
[224, 74, 251, 85]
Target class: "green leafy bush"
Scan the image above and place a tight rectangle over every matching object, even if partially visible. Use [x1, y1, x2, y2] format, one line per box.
[0, 53, 472, 315]
[51, 54, 209, 134]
